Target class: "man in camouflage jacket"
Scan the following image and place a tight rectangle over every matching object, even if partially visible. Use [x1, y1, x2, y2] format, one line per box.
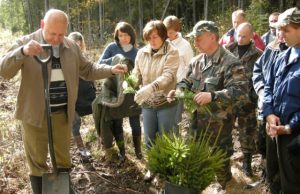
[168, 20, 248, 188]
[226, 22, 262, 177]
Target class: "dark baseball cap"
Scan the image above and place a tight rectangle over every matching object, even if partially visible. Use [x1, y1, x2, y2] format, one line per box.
[186, 20, 219, 37]
[276, 7, 300, 28]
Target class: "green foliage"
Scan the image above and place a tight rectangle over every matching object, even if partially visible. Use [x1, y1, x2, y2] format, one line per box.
[0, 0, 27, 33]
[175, 89, 212, 117]
[85, 129, 97, 142]
[122, 71, 139, 94]
[245, 0, 269, 36]
[146, 128, 227, 191]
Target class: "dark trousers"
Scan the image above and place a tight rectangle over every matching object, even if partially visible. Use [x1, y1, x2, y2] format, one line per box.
[257, 119, 281, 193]
[111, 115, 141, 137]
[277, 134, 300, 194]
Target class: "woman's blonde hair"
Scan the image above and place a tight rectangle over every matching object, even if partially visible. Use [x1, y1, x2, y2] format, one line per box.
[68, 32, 86, 51]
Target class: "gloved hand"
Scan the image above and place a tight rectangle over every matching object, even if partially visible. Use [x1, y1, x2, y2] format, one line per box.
[134, 85, 154, 105]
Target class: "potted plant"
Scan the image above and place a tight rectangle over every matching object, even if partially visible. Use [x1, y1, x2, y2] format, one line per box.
[146, 127, 227, 194]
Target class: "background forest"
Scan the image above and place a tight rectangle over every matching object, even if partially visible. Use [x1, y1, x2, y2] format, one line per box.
[0, 0, 299, 49]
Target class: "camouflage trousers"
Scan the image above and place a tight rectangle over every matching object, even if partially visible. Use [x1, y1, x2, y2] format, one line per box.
[191, 111, 234, 185]
[234, 103, 257, 154]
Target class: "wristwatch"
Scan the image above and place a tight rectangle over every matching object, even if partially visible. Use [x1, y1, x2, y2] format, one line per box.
[210, 92, 218, 101]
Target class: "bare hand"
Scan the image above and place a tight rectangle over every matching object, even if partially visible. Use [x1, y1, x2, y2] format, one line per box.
[167, 90, 176, 103]
[266, 114, 281, 138]
[111, 63, 128, 74]
[194, 92, 212, 105]
[23, 40, 44, 56]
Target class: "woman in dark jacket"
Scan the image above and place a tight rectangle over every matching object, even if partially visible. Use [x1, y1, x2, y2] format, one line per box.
[68, 32, 96, 159]
[97, 22, 142, 161]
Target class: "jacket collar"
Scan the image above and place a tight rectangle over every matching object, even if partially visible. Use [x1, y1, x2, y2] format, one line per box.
[143, 41, 169, 55]
[226, 28, 235, 36]
[169, 32, 183, 45]
[202, 46, 223, 71]
[208, 45, 223, 64]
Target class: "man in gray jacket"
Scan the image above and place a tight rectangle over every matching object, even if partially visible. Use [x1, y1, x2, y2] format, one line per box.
[0, 9, 126, 194]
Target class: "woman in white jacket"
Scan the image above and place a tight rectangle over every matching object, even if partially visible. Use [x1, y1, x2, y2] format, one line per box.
[163, 15, 194, 123]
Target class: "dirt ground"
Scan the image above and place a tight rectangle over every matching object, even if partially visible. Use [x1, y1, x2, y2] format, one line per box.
[0, 29, 269, 194]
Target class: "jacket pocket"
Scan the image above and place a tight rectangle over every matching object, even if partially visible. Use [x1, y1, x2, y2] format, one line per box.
[204, 77, 220, 91]
[189, 74, 202, 91]
[287, 72, 300, 98]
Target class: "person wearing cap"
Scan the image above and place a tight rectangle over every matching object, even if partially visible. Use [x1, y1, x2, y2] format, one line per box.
[219, 9, 266, 51]
[262, 12, 280, 46]
[263, 6, 300, 193]
[253, 16, 288, 193]
[167, 20, 248, 188]
[226, 22, 262, 177]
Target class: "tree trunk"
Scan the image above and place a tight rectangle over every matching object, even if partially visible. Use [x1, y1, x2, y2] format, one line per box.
[204, 0, 208, 20]
[128, 0, 132, 24]
[161, 0, 171, 20]
[67, 0, 71, 33]
[222, 0, 224, 16]
[44, 0, 49, 12]
[138, 0, 143, 38]
[152, 0, 155, 19]
[24, 0, 33, 33]
[238, 0, 244, 9]
[87, 9, 92, 48]
[279, 0, 286, 11]
[99, 1, 104, 44]
[193, 0, 196, 24]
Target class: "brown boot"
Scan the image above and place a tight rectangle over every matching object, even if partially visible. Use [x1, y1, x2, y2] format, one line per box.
[133, 135, 143, 159]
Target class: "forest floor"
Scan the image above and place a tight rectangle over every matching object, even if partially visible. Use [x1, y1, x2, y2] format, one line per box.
[0, 29, 269, 194]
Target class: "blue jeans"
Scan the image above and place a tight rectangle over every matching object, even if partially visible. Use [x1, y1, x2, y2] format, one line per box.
[142, 104, 178, 149]
[72, 112, 81, 136]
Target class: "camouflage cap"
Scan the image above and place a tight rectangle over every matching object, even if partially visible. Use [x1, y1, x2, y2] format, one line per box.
[276, 7, 300, 28]
[186, 20, 219, 37]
